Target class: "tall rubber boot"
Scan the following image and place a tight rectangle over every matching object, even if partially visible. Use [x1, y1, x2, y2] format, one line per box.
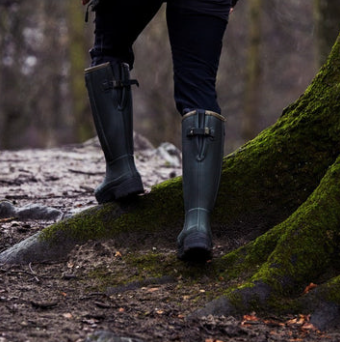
[85, 62, 144, 203]
[177, 109, 226, 262]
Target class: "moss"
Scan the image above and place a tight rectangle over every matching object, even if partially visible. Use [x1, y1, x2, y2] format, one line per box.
[85, 250, 228, 299]
[316, 275, 340, 304]
[39, 204, 120, 243]
[39, 177, 185, 246]
[247, 155, 340, 296]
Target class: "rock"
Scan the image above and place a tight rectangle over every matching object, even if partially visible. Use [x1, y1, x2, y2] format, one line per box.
[0, 231, 76, 265]
[0, 201, 62, 221]
[310, 301, 340, 330]
[153, 142, 182, 168]
[0, 201, 16, 218]
[84, 330, 145, 342]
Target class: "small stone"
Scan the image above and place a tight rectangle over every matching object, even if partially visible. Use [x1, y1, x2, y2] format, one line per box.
[84, 330, 145, 342]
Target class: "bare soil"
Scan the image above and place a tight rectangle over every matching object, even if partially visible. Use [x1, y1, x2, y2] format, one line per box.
[1, 138, 339, 342]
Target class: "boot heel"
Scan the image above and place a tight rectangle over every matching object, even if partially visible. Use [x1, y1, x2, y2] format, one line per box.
[114, 176, 144, 199]
[95, 175, 144, 203]
[177, 231, 213, 263]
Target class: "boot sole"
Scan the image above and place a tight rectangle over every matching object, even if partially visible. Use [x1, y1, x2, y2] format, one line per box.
[95, 176, 144, 204]
[177, 231, 213, 263]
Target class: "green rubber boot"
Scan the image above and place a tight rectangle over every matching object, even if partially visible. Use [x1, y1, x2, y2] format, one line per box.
[177, 109, 226, 262]
[85, 62, 144, 203]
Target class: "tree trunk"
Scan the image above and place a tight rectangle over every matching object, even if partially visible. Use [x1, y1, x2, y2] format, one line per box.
[314, 0, 340, 67]
[67, 1, 94, 143]
[242, 0, 263, 141]
[1, 30, 340, 330]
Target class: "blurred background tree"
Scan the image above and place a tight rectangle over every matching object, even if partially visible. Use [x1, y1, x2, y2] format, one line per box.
[314, 0, 340, 66]
[0, 0, 338, 153]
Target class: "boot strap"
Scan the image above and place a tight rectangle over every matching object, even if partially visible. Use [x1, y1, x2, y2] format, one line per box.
[102, 79, 139, 91]
[187, 127, 213, 137]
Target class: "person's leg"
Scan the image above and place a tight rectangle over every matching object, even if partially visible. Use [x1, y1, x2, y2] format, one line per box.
[166, 0, 231, 114]
[85, 0, 164, 203]
[167, 1, 231, 261]
[91, 0, 164, 67]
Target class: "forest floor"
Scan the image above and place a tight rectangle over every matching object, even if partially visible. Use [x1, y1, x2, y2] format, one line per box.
[1, 137, 340, 342]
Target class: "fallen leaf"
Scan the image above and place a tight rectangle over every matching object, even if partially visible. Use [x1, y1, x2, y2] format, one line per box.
[62, 313, 73, 319]
[242, 314, 259, 322]
[286, 315, 307, 326]
[303, 282, 318, 294]
[115, 251, 122, 258]
[301, 322, 318, 331]
[146, 287, 159, 293]
[241, 315, 261, 326]
[264, 319, 285, 327]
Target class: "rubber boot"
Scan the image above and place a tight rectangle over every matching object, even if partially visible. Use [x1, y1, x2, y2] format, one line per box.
[85, 62, 144, 203]
[177, 109, 225, 262]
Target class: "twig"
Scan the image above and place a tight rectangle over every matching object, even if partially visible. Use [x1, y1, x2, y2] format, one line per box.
[68, 169, 104, 176]
[28, 262, 40, 283]
[0, 217, 17, 223]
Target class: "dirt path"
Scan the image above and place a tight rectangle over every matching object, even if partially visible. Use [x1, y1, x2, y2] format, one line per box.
[0, 138, 339, 342]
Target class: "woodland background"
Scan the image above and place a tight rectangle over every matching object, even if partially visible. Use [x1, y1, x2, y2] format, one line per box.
[0, 0, 339, 154]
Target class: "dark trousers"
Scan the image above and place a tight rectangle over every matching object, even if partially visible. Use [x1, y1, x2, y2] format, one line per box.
[90, 0, 231, 114]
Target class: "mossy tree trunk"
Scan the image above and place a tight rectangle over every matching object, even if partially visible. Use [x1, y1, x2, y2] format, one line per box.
[1, 31, 340, 329]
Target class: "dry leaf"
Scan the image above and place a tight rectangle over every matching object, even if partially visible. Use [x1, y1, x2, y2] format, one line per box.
[303, 282, 318, 294]
[115, 251, 123, 258]
[301, 322, 318, 331]
[286, 314, 311, 327]
[264, 319, 285, 327]
[62, 313, 73, 319]
[242, 314, 259, 322]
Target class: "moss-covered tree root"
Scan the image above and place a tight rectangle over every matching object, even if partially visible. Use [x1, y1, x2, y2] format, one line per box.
[192, 153, 340, 329]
